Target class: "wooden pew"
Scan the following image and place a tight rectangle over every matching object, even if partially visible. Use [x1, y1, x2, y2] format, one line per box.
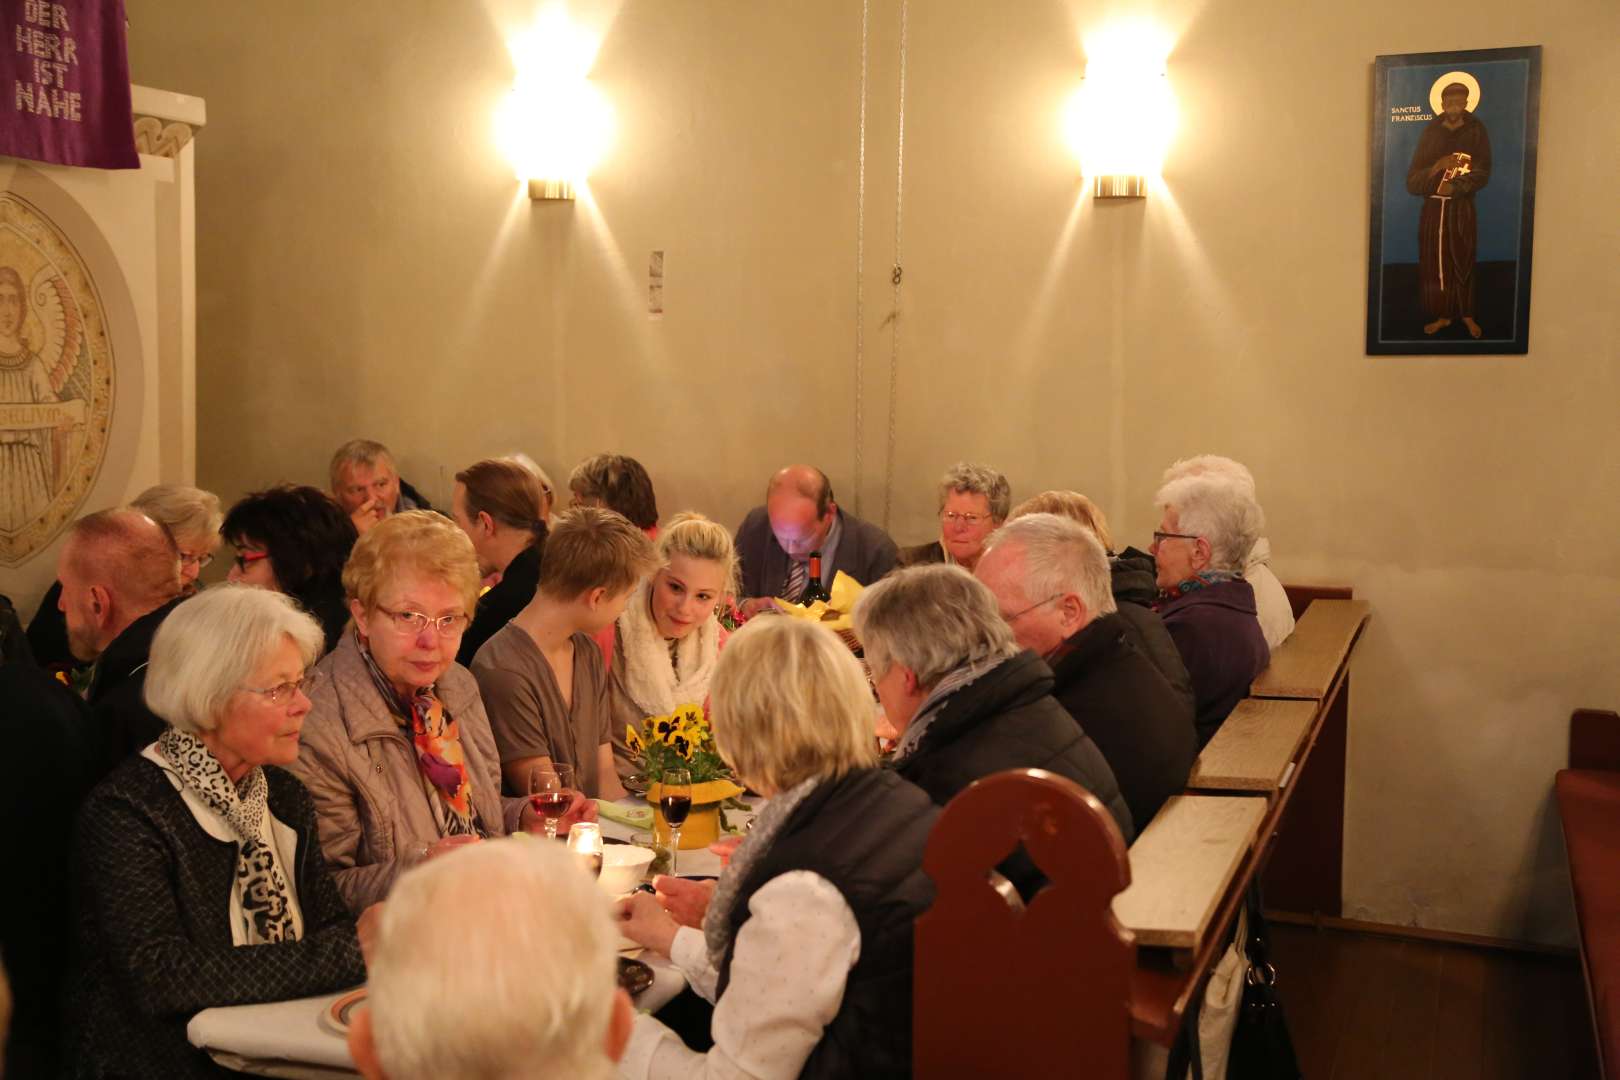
[1257, 593, 1369, 917]
[1188, 698, 1316, 797]
[1114, 795, 1265, 948]
[915, 769, 1134, 1078]
[1251, 597, 1370, 702]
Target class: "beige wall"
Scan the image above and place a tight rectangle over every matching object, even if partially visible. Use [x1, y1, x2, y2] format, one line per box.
[129, 0, 1620, 944]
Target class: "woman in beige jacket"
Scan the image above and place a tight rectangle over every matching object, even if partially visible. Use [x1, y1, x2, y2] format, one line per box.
[290, 511, 588, 913]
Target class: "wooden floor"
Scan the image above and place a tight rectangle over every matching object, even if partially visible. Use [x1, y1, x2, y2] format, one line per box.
[1268, 923, 1598, 1079]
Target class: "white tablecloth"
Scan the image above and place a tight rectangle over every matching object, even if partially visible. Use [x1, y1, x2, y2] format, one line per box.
[188, 988, 359, 1076]
[599, 796, 757, 879]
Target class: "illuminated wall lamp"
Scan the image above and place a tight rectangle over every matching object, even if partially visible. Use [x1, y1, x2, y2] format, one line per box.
[496, 6, 612, 202]
[1065, 28, 1175, 199]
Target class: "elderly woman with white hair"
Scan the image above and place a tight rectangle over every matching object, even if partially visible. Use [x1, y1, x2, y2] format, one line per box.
[72, 586, 367, 1079]
[616, 616, 939, 1079]
[1150, 472, 1271, 747]
[898, 461, 1011, 572]
[1160, 455, 1295, 648]
[854, 564, 1133, 871]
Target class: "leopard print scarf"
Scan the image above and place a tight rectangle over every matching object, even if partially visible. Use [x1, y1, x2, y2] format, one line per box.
[157, 728, 300, 945]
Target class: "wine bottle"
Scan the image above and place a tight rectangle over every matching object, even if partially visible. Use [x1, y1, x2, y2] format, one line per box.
[799, 551, 831, 606]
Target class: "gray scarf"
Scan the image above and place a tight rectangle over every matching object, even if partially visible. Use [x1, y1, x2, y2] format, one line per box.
[702, 776, 820, 971]
[157, 728, 299, 945]
[890, 650, 1014, 765]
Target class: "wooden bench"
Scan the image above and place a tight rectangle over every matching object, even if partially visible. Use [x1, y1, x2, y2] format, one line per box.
[1188, 697, 1316, 796]
[1251, 597, 1370, 701]
[1556, 708, 1620, 1080]
[1113, 795, 1265, 949]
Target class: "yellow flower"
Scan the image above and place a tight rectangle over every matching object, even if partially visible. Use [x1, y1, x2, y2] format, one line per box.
[670, 732, 694, 759]
[626, 724, 644, 755]
[673, 703, 706, 730]
[653, 714, 679, 742]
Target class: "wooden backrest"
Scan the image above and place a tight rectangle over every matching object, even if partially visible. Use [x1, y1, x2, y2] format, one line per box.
[1281, 583, 1353, 621]
[1113, 794, 1265, 949]
[915, 769, 1134, 1079]
[1570, 708, 1620, 771]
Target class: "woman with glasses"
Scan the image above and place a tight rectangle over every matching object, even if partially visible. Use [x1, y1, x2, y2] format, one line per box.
[26, 484, 223, 670]
[223, 484, 359, 653]
[1148, 473, 1271, 748]
[72, 586, 368, 1078]
[290, 512, 571, 913]
[896, 461, 1010, 573]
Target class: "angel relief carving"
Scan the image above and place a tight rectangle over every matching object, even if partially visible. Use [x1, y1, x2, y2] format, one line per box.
[0, 192, 113, 566]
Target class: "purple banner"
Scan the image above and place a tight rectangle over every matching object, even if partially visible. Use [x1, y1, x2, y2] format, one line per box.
[1, 0, 137, 169]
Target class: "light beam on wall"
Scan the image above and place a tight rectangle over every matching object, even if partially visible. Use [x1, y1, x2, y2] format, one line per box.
[495, 4, 613, 201]
[1063, 22, 1176, 199]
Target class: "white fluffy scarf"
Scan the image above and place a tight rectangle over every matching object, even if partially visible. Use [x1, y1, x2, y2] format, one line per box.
[615, 580, 723, 717]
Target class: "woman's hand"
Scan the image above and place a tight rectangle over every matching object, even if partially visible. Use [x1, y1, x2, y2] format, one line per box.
[653, 875, 716, 929]
[522, 791, 597, 835]
[616, 890, 680, 956]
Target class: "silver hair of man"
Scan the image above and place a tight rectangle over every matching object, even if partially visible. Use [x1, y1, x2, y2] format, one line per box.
[937, 461, 1011, 522]
[328, 438, 394, 490]
[853, 563, 1018, 688]
[1161, 454, 1257, 498]
[143, 585, 325, 735]
[984, 513, 1118, 619]
[367, 839, 620, 1080]
[1153, 473, 1264, 572]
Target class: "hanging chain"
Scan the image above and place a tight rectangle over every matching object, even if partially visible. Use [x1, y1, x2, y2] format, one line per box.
[852, 0, 871, 518]
[881, 0, 908, 530]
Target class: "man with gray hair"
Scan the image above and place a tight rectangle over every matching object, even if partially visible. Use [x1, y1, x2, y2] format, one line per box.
[853, 564, 1132, 871]
[54, 507, 184, 778]
[347, 840, 633, 1080]
[977, 514, 1196, 831]
[329, 438, 433, 536]
[1150, 473, 1270, 747]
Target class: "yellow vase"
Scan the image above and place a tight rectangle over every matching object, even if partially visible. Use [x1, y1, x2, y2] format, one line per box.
[646, 778, 746, 850]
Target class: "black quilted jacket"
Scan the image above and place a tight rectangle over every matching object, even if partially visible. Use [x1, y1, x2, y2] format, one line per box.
[69, 756, 366, 1078]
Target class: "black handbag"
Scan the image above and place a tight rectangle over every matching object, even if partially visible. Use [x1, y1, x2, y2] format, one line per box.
[1227, 888, 1303, 1079]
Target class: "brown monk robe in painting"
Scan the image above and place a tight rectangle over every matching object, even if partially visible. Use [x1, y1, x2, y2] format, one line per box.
[1405, 83, 1492, 338]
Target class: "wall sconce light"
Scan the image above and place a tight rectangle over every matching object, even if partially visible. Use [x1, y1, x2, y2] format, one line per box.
[495, 5, 613, 202]
[1063, 24, 1176, 199]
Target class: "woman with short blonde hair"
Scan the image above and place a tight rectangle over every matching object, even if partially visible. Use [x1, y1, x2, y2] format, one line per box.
[1008, 489, 1114, 553]
[131, 484, 224, 591]
[75, 585, 366, 1076]
[616, 617, 938, 1078]
[897, 461, 1010, 572]
[607, 512, 738, 782]
[291, 512, 558, 913]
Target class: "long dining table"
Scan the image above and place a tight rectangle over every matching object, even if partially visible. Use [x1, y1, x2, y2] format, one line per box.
[187, 797, 752, 1077]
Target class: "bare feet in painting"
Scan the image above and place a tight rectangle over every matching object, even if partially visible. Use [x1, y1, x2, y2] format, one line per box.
[1463, 316, 1482, 339]
[1424, 317, 1452, 335]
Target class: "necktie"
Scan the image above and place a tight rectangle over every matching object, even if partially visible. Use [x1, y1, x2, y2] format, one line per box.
[782, 558, 807, 602]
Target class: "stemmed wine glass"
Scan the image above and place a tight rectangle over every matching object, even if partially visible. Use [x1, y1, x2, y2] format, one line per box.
[528, 762, 576, 840]
[566, 821, 604, 879]
[660, 768, 692, 876]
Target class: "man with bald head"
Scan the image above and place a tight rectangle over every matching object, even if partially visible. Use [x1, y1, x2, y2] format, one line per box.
[56, 508, 184, 776]
[734, 465, 898, 617]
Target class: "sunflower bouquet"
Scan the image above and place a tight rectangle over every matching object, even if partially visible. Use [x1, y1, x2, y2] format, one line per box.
[625, 703, 731, 784]
[627, 703, 747, 848]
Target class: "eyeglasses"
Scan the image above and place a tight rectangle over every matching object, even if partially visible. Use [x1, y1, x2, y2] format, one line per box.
[1004, 593, 1063, 623]
[376, 605, 470, 638]
[241, 674, 313, 706]
[941, 511, 992, 526]
[233, 550, 270, 572]
[180, 551, 214, 569]
[1151, 531, 1201, 545]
